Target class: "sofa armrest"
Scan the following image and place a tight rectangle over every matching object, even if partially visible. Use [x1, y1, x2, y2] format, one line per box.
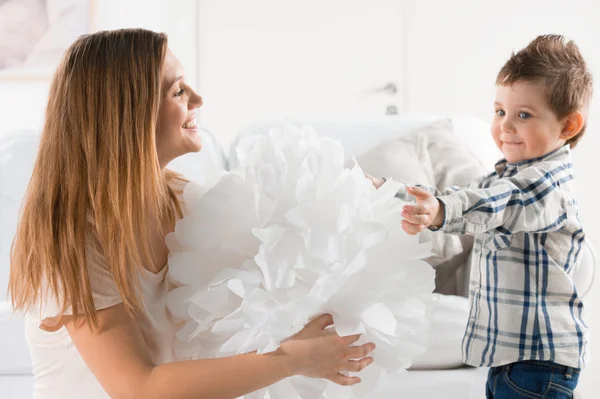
[574, 240, 596, 299]
[410, 294, 468, 370]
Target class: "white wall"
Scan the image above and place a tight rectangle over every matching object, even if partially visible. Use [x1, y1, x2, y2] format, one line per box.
[0, 0, 198, 137]
[195, 0, 405, 146]
[403, 1, 600, 396]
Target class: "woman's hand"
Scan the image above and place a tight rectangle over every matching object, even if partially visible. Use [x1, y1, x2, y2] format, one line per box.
[401, 186, 444, 234]
[278, 314, 375, 386]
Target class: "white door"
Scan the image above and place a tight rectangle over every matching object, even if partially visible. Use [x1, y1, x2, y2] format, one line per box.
[197, 0, 405, 147]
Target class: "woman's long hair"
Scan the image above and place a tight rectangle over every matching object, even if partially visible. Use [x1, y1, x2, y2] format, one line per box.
[9, 29, 181, 328]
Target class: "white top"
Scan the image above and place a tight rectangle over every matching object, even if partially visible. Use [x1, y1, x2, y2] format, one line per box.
[25, 262, 176, 398]
[24, 180, 186, 399]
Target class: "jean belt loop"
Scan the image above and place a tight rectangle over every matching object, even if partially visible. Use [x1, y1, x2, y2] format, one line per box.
[565, 367, 573, 379]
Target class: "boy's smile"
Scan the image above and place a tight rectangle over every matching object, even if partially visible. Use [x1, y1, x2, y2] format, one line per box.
[492, 81, 567, 164]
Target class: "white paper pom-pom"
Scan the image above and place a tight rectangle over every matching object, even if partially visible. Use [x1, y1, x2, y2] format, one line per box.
[166, 125, 436, 398]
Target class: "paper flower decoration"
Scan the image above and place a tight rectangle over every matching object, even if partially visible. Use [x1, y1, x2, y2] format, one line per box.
[166, 125, 435, 398]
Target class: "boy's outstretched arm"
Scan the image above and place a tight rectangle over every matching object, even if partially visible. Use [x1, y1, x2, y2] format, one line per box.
[365, 173, 491, 195]
[433, 166, 574, 236]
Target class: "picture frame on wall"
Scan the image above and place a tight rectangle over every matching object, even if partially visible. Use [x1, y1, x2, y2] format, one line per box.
[0, 0, 96, 81]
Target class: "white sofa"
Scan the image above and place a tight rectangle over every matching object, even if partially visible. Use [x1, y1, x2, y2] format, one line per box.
[1, 116, 594, 398]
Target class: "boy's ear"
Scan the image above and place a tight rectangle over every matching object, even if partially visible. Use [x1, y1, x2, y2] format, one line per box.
[560, 111, 584, 140]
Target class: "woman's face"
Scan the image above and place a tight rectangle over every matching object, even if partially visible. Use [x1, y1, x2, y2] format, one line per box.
[156, 49, 203, 168]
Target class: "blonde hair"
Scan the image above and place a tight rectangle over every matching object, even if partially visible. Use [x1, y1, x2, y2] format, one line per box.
[497, 34, 594, 148]
[9, 29, 182, 328]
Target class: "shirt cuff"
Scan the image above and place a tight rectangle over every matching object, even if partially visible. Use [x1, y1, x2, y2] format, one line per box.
[436, 194, 465, 233]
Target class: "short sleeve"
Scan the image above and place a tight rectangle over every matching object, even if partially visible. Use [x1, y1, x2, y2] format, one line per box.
[32, 243, 123, 331]
[167, 174, 188, 210]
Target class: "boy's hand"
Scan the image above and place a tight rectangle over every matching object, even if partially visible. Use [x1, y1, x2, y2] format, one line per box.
[401, 186, 445, 235]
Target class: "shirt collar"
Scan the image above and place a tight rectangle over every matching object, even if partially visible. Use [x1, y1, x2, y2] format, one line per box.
[494, 145, 571, 175]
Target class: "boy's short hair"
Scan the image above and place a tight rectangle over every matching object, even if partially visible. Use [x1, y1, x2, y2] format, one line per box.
[496, 35, 593, 148]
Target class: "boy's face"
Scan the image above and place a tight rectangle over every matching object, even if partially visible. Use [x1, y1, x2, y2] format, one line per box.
[492, 81, 565, 164]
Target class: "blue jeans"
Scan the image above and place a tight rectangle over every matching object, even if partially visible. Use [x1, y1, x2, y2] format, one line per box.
[486, 361, 580, 398]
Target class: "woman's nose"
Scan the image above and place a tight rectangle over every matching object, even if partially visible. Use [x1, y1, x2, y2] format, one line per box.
[190, 94, 203, 109]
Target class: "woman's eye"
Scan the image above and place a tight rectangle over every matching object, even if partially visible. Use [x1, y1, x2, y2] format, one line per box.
[175, 88, 185, 97]
[519, 111, 531, 119]
[495, 109, 505, 117]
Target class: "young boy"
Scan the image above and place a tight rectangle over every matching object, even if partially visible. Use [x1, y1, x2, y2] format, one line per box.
[374, 35, 593, 398]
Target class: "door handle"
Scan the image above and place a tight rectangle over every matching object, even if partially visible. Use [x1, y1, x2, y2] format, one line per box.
[366, 82, 398, 95]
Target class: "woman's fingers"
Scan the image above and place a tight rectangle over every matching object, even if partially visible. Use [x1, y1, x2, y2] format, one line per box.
[330, 373, 361, 386]
[341, 357, 374, 372]
[345, 343, 376, 359]
[309, 314, 334, 330]
[341, 334, 361, 345]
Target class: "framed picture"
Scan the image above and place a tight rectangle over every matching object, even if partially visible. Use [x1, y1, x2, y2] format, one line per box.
[0, 0, 96, 81]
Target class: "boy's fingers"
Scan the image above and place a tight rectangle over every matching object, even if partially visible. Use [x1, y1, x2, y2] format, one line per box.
[402, 212, 429, 225]
[402, 225, 419, 236]
[402, 204, 431, 215]
[407, 186, 433, 200]
[402, 220, 425, 235]
[403, 204, 429, 214]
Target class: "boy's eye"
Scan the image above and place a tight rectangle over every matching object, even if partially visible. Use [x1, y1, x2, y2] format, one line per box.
[175, 88, 185, 97]
[519, 111, 531, 119]
[495, 109, 505, 117]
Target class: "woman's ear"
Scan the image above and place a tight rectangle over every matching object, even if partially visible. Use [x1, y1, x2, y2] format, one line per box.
[560, 111, 585, 141]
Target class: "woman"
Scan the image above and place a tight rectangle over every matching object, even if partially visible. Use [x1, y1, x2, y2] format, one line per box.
[8, 29, 375, 399]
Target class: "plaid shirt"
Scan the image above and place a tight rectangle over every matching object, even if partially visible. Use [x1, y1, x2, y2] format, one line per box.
[429, 146, 588, 369]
